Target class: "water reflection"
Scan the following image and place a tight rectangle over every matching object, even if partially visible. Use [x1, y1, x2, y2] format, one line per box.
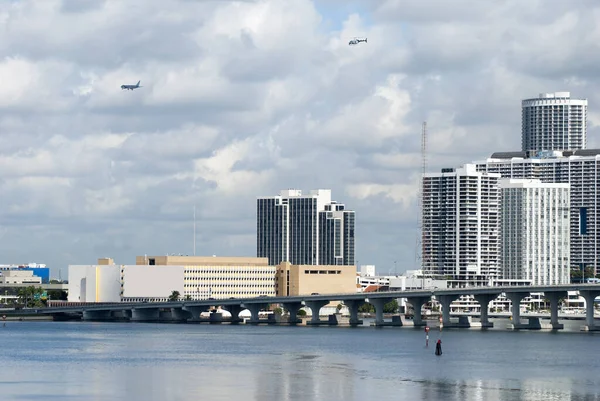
[0, 323, 600, 401]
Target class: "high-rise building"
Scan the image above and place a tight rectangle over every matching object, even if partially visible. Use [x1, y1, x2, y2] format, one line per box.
[474, 149, 600, 275]
[257, 189, 355, 266]
[422, 164, 501, 285]
[256, 196, 289, 267]
[318, 202, 355, 266]
[500, 179, 570, 285]
[521, 92, 587, 152]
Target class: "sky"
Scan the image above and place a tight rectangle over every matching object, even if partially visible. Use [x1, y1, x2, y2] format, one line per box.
[2, 0, 600, 279]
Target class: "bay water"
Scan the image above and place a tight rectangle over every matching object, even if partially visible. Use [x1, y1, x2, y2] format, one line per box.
[1, 321, 599, 400]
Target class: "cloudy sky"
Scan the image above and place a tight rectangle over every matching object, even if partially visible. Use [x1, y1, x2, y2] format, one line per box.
[2, 0, 600, 278]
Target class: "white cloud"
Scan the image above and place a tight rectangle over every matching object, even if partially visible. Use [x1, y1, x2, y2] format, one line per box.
[0, 0, 599, 274]
[193, 137, 275, 195]
[346, 182, 417, 207]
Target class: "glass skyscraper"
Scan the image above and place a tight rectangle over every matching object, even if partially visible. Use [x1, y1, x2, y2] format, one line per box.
[257, 189, 355, 266]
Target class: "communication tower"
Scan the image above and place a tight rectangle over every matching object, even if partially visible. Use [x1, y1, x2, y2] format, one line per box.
[415, 122, 428, 279]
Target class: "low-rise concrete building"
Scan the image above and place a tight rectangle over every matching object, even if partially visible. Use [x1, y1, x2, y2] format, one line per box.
[275, 262, 356, 296]
[0, 270, 42, 285]
[68, 256, 277, 303]
[135, 255, 276, 301]
[68, 261, 121, 303]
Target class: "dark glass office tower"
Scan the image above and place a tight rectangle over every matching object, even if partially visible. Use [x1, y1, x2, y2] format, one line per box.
[257, 190, 355, 266]
[318, 203, 355, 266]
[256, 197, 288, 266]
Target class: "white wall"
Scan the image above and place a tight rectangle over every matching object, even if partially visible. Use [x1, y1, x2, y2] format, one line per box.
[122, 265, 184, 298]
[360, 265, 376, 276]
[67, 265, 121, 302]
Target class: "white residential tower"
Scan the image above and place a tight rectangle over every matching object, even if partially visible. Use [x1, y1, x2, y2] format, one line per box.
[500, 179, 570, 285]
[422, 164, 501, 286]
[522, 92, 587, 152]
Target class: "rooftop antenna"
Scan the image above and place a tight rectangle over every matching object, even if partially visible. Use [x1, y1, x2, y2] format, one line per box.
[193, 206, 196, 256]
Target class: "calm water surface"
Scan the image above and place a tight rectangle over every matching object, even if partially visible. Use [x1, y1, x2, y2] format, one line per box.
[1, 322, 599, 401]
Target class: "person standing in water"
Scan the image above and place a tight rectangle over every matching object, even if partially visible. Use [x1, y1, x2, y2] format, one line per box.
[425, 326, 430, 347]
[435, 339, 442, 356]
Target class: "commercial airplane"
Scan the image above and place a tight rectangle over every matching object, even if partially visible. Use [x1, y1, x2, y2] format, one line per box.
[349, 37, 367, 46]
[121, 80, 142, 90]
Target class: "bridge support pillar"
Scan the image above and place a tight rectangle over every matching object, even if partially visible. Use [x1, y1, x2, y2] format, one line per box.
[82, 310, 113, 321]
[242, 303, 268, 325]
[507, 292, 530, 330]
[367, 298, 400, 327]
[223, 305, 244, 324]
[474, 294, 499, 329]
[209, 311, 223, 324]
[545, 291, 567, 330]
[131, 308, 160, 322]
[406, 296, 430, 327]
[282, 302, 303, 325]
[182, 306, 208, 322]
[438, 295, 462, 327]
[305, 301, 329, 325]
[170, 308, 191, 322]
[343, 300, 364, 326]
[579, 290, 600, 331]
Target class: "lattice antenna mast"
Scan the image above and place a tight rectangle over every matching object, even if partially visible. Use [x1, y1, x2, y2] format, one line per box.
[415, 122, 428, 278]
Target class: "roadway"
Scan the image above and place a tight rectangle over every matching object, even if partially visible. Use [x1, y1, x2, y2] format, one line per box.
[36, 283, 600, 314]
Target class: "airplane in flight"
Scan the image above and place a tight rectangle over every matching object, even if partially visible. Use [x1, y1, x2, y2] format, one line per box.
[121, 80, 142, 90]
[349, 37, 367, 46]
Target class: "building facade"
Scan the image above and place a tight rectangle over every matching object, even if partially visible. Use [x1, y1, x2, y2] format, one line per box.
[500, 179, 570, 285]
[0, 270, 42, 285]
[0, 263, 50, 283]
[422, 164, 501, 286]
[521, 92, 587, 152]
[256, 196, 289, 267]
[475, 149, 600, 275]
[68, 256, 276, 303]
[257, 189, 355, 266]
[134, 256, 276, 301]
[318, 202, 355, 265]
[67, 263, 122, 303]
[275, 261, 356, 297]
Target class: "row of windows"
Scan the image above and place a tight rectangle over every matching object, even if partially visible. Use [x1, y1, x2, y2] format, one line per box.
[304, 270, 342, 274]
[183, 284, 274, 288]
[184, 269, 275, 274]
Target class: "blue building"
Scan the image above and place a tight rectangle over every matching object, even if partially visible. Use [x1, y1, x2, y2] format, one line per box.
[21, 267, 50, 284]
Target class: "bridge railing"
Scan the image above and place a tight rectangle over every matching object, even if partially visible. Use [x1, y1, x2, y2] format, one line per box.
[47, 301, 124, 308]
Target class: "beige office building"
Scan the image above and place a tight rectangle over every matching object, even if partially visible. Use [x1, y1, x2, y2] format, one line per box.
[275, 262, 356, 297]
[69, 256, 276, 303]
[135, 255, 276, 300]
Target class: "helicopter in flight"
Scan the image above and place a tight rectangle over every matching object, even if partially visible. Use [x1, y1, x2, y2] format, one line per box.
[348, 37, 367, 46]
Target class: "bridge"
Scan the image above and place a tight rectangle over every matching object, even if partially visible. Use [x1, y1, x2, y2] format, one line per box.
[27, 283, 600, 331]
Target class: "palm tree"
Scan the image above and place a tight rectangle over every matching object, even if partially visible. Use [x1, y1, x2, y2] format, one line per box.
[168, 290, 181, 302]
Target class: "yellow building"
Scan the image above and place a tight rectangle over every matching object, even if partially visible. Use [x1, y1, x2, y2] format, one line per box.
[135, 255, 276, 300]
[275, 262, 356, 297]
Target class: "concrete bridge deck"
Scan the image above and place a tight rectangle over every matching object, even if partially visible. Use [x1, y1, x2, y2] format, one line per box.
[16, 283, 600, 331]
